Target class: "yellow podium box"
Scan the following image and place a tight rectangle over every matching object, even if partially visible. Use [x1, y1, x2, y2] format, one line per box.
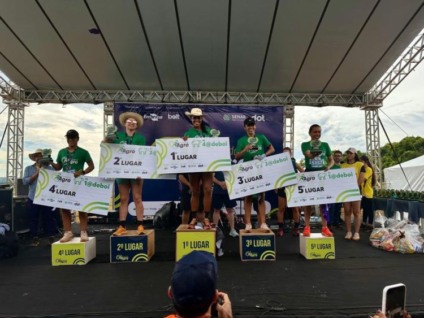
[51, 237, 96, 266]
[175, 225, 216, 261]
[239, 229, 276, 261]
[110, 229, 155, 263]
[299, 233, 335, 260]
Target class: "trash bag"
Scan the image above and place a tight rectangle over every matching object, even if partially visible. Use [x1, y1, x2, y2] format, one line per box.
[153, 202, 176, 229]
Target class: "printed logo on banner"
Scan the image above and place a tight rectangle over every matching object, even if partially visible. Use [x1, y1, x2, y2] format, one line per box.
[35, 169, 50, 199]
[144, 113, 163, 122]
[168, 114, 180, 120]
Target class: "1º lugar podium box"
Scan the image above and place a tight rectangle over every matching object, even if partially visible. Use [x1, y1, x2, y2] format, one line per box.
[175, 224, 216, 261]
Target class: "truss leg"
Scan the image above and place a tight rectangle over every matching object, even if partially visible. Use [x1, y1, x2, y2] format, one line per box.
[6, 101, 26, 193]
[364, 109, 382, 188]
[103, 102, 114, 137]
[283, 105, 294, 151]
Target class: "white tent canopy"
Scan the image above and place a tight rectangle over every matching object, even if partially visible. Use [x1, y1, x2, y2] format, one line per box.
[384, 155, 424, 191]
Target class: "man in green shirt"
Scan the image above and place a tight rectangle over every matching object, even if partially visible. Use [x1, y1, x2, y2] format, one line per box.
[235, 117, 275, 232]
[52, 129, 94, 243]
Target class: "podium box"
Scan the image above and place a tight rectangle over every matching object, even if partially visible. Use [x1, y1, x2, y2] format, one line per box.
[51, 237, 96, 266]
[175, 225, 216, 261]
[239, 229, 276, 261]
[110, 229, 155, 263]
[299, 233, 335, 260]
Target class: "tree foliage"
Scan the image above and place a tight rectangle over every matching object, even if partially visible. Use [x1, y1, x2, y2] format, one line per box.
[380, 136, 424, 170]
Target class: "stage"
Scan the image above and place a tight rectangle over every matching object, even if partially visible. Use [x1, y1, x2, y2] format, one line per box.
[1, 223, 423, 318]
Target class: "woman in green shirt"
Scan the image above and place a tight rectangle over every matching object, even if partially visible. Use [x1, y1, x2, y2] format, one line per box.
[183, 108, 213, 225]
[106, 112, 146, 236]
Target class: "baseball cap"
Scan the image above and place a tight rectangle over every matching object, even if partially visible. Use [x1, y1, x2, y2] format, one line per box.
[244, 117, 255, 126]
[65, 129, 79, 138]
[346, 147, 357, 154]
[171, 251, 217, 311]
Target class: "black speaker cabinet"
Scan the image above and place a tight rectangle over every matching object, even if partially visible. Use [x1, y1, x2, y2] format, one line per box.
[13, 196, 30, 234]
[0, 188, 13, 226]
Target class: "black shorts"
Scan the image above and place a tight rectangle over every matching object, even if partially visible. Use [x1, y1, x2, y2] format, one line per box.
[212, 193, 237, 210]
[276, 187, 286, 198]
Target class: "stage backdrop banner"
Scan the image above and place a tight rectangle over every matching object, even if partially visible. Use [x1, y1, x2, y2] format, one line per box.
[155, 137, 231, 174]
[224, 152, 297, 200]
[99, 143, 174, 179]
[34, 169, 113, 216]
[285, 168, 361, 207]
[114, 103, 284, 215]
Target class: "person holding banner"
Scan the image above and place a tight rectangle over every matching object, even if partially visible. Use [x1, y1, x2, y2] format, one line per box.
[183, 108, 214, 226]
[235, 117, 275, 231]
[301, 124, 334, 237]
[275, 147, 304, 237]
[105, 112, 147, 236]
[23, 149, 57, 246]
[51, 129, 94, 243]
[341, 148, 365, 241]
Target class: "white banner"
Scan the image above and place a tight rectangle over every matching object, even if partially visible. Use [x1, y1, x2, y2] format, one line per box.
[155, 137, 231, 174]
[224, 153, 297, 200]
[99, 143, 173, 179]
[34, 169, 113, 216]
[285, 168, 361, 207]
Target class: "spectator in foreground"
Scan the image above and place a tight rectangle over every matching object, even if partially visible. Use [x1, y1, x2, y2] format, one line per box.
[166, 251, 233, 318]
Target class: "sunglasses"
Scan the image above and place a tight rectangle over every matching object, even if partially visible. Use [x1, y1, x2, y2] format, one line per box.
[126, 120, 137, 124]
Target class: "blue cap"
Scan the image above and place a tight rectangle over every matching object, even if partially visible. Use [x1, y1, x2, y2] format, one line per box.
[171, 251, 217, 310]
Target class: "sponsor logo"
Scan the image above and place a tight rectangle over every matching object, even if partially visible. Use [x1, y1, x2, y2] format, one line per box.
[144, 113, 163, 121]
[168, 114, 180, 120]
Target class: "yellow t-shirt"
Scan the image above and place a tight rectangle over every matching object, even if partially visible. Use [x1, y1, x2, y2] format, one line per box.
[361, 166, 374, 198]
[341, 161, 364, 179]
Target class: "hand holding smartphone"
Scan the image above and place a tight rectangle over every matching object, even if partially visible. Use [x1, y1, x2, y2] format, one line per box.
[382, 283, 406, 318]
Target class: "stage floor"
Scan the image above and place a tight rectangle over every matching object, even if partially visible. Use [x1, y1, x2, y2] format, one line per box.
[1, 223, 423, 318]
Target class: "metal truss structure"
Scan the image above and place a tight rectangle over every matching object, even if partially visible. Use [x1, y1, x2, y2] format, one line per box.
[283, 105, 295, 151]
[5, 101, 26, 192]
[364, 109, 382, 187]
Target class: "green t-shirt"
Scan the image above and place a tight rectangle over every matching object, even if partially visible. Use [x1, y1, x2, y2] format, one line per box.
[184, 127, 212, 138]
[301, 141, 332, 171]
[56, 147, 92, 173]
[114, 131, 146, 145]
[235, 134, 271, 162]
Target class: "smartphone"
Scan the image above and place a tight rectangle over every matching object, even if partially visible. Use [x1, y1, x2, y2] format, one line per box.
[382, 283, 406, 318]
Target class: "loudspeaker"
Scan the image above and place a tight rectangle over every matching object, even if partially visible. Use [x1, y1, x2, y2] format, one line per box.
[0, 188, 13, 226]
[13, 196, 29, 234]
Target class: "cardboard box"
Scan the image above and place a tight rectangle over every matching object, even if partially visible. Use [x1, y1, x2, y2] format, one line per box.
[110, 229, 155, 263]
[51, 237, 96, 266]
[175, 224, 216, 261]
[239, 229, 276, 261]
[299, 233, 335, 260]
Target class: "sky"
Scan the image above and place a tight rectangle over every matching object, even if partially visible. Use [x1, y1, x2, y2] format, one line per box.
[0, 61, 423, 179]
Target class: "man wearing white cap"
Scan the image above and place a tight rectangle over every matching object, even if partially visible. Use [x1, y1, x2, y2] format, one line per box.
[23, 149, 57, 246]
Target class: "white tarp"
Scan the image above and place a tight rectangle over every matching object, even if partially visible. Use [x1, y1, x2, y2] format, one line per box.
[384, 155, 424, 191]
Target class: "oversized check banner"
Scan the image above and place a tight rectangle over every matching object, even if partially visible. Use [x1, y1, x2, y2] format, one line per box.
[99, 143, 173, 179]
[34, 169, 113, 216]
[224, 152, 297, 200]
[155, 137, 231, 174]
[285, 168, 361, 207]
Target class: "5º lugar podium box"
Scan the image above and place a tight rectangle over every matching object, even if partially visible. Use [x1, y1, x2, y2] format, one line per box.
[299, 233, 335, 260]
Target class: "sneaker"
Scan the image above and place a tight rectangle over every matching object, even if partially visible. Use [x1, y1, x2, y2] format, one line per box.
[80, 231, 89, 242]
[292, 228, 299, 237]
[229, 229, 239, 237]
[245, 223, 252, 231]
[113, 225, 127, 236]
[217, 248, 224, 257]
[137, 224, 145, 235]
[345, 232, 353, 240]
[30, 237, 40, 247]
[260, 223, 270, 232]
[352, 232, 360, 241]
[60, 231, 74, 243]
[302, 226, 311, 237]
[321, 227, 333, 237]
[277, 228, 284, 237]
